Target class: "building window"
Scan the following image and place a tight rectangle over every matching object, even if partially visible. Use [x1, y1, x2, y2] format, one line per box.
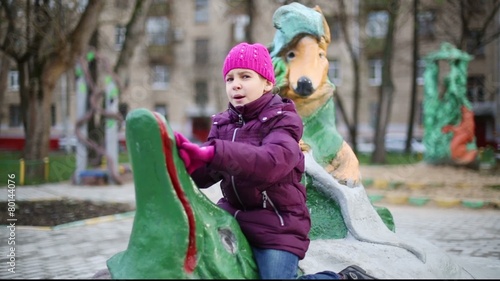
[154, 104, 168, 120]
[115, 25, 126, 50]
[328, 59, 341, 86]
[8, 70, 19, 90]
[51, 104, 56, 127]
[195, 39, 209, 65]
[467, 75, 485, 102]
[365, 11, 388, 38]
[195, 80, 209, 107]
[326, 16, 341, 41]
[9, 104, 22, 127]
[233, 14, 249, 42]
[417, 10, 435, 39]
[417, 59, 425, 85]
[195, 0, 209, 24]
[368, 59, 383, 86]
[151, 65, 169, 90]
[146, 16, 169, 46]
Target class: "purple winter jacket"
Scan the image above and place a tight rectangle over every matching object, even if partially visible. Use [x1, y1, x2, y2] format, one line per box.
[190, 93, 311, 259]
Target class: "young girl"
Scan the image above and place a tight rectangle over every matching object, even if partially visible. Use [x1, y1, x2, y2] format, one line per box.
[175, 42, 375, 280]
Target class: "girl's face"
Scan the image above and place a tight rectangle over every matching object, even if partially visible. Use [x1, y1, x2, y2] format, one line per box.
[225, 68, 273, 107]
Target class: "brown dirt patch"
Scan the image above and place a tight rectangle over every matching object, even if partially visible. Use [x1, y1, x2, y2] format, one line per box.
[360, 162, 500, 208]
[1, 199, 135, 227]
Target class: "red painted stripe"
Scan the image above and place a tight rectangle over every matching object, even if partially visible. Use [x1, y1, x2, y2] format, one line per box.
[153, 112, 197, 273]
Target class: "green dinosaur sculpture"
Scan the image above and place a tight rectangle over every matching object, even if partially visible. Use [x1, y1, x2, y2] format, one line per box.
[106, 108, 258, 279]
[423, 42, 478, 164]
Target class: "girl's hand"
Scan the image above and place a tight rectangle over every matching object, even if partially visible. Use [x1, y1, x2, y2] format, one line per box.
[174, 132, 191, 147]
[174, 132, 215, 174]
[180, 143, 215, 174]
[174, 132, 194, 172]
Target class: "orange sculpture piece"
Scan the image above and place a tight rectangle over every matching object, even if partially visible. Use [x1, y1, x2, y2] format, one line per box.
[442, 106, 478, 164]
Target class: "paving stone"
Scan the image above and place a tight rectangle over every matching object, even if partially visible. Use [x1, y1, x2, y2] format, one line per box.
[0, 180, 498, 278]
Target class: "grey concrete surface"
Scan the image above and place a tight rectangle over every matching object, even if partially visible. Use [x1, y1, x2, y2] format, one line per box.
[0, 182, 499, 279]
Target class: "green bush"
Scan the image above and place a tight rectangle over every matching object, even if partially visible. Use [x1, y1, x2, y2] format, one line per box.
[356, 152, 423, 165]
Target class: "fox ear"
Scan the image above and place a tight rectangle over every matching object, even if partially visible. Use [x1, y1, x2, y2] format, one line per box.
[313, 5, 331, 45]
[313, 5, 322, 14]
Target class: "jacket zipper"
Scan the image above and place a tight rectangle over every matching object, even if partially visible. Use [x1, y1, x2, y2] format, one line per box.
[231, 127, 245, 210]
[230, 108, 245, 127]
[262, 191, 285, 226]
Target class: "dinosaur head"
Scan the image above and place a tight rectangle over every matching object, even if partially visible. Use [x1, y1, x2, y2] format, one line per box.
[106, 108, 258, 279]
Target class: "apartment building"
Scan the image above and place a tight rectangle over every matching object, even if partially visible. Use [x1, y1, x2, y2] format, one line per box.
[1, 0, 498, 150]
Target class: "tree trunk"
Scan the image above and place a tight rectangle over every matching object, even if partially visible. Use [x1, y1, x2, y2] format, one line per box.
[406, 0, 419, 153]
[0, 53, 10, 133]
[114, 0, 152, 99]
[351, 59, 361, 152]
[245, 0, 255, 43]
[87, 31, 104, 167]
[338, 0, 361, 152]
[371, 0, 399, 164]
[19, 60, 52, 180]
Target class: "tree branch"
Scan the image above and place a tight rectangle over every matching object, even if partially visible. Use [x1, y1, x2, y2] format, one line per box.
[0, 0, 21, 59]
[459, 0, 469, 49]
[478, 0, 500, 37]
[114, 0, 152, 86]
[42, 0, 105, 84]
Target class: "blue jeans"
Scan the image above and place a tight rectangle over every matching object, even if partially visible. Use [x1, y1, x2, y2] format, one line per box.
[251, 247, 341, 280]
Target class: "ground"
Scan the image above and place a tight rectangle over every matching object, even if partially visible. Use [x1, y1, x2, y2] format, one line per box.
[361, 162, 500, 208]
[1, 199, 135, 227]
[3, 162, 499, 227]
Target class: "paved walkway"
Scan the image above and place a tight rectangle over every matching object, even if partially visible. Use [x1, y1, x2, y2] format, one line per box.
[0, 181, 499, 279]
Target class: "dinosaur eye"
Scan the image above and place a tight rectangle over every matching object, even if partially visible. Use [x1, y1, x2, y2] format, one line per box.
[286, 51, 296, 61]
[218, 228, 237, 254]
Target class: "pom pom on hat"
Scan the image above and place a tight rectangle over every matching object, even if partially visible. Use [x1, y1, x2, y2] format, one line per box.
[222, 42, 276, 85]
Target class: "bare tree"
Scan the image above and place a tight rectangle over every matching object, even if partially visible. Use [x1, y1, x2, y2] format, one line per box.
[0, 0, 105, 179]
[371, 0, 400, 164]
[337, 0, 361, 153]
[114, 0, 152, 95]
[405, 0, 419, 153]
[436, 0, 500, 53]
[85, 0, 152, 167]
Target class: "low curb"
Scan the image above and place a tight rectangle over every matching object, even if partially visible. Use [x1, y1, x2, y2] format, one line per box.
[1, 196, 136, 231]
[363, 178, 500, 210]
[15, 211, 136, 231]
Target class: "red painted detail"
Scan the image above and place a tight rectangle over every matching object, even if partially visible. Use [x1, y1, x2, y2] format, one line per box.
[153, 112, 197, 273]
[0, 137, 59, 151]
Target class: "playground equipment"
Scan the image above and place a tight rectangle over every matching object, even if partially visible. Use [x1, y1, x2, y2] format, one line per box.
[93, 3, 476, 279]
[74, 50, 125, 185]
[423, 42, 478, 165]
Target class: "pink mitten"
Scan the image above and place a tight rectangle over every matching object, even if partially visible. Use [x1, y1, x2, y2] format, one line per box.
[174, 132, 193, 170]
[181, 142, 215, 174]
[174, 132, 191, 147]
[177, 147, 192, 169]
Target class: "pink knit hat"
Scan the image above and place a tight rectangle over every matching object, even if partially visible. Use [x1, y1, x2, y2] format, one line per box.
[222, 42, 276, 85]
